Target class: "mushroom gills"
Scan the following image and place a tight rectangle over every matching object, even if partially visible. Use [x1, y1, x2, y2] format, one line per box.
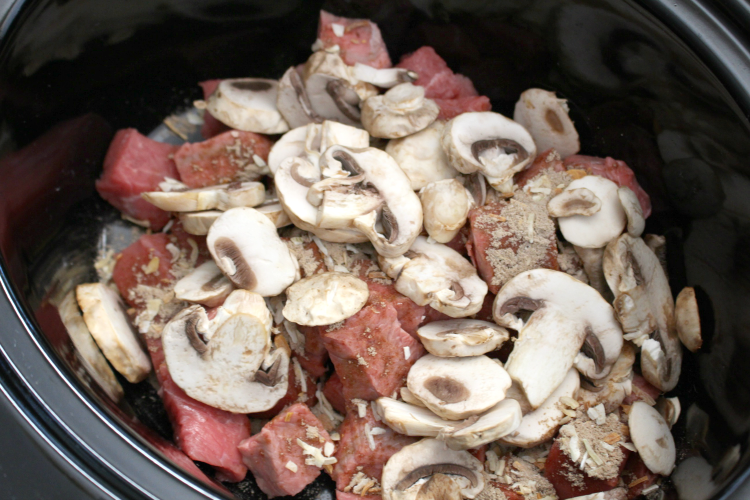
[205, 78, 289, 134]
[174, 260, 234, 307]
[277, 66, 322, 129]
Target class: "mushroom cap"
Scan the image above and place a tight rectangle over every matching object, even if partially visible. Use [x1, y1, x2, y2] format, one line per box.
[75, 283, 152, 384]
[420, 179, 474, 244]
[142, 182, 265, 212]
[443, 399, 522, 450]
[441, 111, 537, 190]
[381, 438, 485, 500]
[416, 319, 509, 357]
[173, 260, 234, 308]
[556, 176, 626, 248]
[578, 342, 636, 413]
[276, 66, 321, 129]
[385, 121, 459, 191]
[547, 187, 602, 217]
[618, 186, 645, 237]
[493, 269, 623, 408]
[282, 272, 369, 326]
[513, 88, 580, 159]
[178, 211, 223, 236]
[207, 207, 299, 296]
[407, 354, 511, 420]
[361, 83, 439, 139]
[162, 305, 288, 413]
[675, 286, 702, 352]
[268, 125, 308, 175]
[500, 368, 579, 448]
[206, 78, 289, 134]
[628, 401, 676, 475]
[380, 237, 487, 318]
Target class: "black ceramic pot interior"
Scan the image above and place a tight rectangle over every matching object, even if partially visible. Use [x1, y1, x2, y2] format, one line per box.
[0, 0, 749, 498]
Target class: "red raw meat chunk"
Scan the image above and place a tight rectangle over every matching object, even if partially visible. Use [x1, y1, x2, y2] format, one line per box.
[238, 403, 334, 498]
[622, 452, 659, 499]
[445, 225, 470, 256]
[250, 360, 318, 419]
[113, 233, 176, 308]
[515, 148, 567, 188]
[322, 294, 425, 401]
[420, 306, 452, 326]
[96, 128, 179, 230]
[623, 373, 662, 405]
[145, 429, 220, 489]
[433, 96, 491, 120]
[199, 80, 231, 139]
[468, 445, 487, 463]
[564, 155, 652, 218]
[546, 440, 629, 499]
[323, 373, 347, 415]
[297, 324, 330, 379]
[317, 10, 392, 69]
[174, 130, 272, 188]
[147, 337, 251, 483]
[332, 407, 417, 490]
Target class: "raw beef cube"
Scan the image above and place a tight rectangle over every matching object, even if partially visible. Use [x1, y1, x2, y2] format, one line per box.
[396, 46, 450, 89]
[95, 128, 179, 230]
[112, 233, 176, 308]
[250, 359, 318, 419]
[433, 96, 492, 120]
[322, 298, 424, 401]
[323, 373, 347, 415]
[622, 453, 659, 499]
[545, 439, 629, 499]
[622, 373, 661, 405]
[238, 403, 334, 498]
[147, 337, 251, 483]
[174, 130, 272, 188]
[199, 80, 231, 139]
[317, 10, 392, 69]
[332, 407, 417, 491]
[564, 154, 652, 217]
[297, 324, 330, 379]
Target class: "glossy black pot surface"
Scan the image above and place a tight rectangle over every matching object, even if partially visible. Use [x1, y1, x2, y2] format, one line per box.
[0, 0, 749, 498]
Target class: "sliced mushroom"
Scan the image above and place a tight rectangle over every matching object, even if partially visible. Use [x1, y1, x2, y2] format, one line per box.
[57, 291, 124, 402]
[207, 207, 299, 296]
[75, 283, 151, 384]
[379, 237, 487, 317]
[162, 305, 288, 413]
[374, 397, 455, 438]
[303, 49, 378, 101]
[578, 342, 636, 413]
[675, 286, 702, 352]
[655, 396, 681, 429]
[513, 88, 580, 159]
[307, 72, 362, 126]
[179, 211, 222, 236]
[268, 125, 309, 175]
[565, 489, 628, 500]
[386, 121, 459, 191]
[381, 438, 484, 500]
[282, 272, 369, 326]
[208, 289, 273, 336]
[420, 179, 474, 244]
[573, 246, 612, 301]
[142, 182, 265, 212]
[644, 233, 668, 277]
[500, 368, 579, 448]
[493, 269, 623, 408]
[547, 188, 601, 217]
[441, 111, 537, 192]
[256, 201, 292, 228]
[407, 354, 511, 420]
[173, 261, 234, 307]
[618, 187, 645, 237]
[416, 320, 509, 357]
[320, 120, 369, 152]
[552, 176, 626, 248]
[277, 66, 322, 129]
[603, 234, 681, 391]
[205, 78, 289, 134]
[361, 83, 439, 139]
[628, 401, 676, 475]
[444, 399, 522, 450]
[557, 241, 589, 284]
[351, 63, 418, 88]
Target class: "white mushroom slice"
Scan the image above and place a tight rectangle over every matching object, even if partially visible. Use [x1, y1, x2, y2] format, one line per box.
[386, 121, 459, 191]
[644, 233, 668, 277]
[173, 261, 234, 308]
[416, 320, 509, 357]
[162, 305, 288, 413]
[603, 234, 681, 391]
[420, 179, 474, 244]
[618, 187, 645, 237]
[493, 269, 623, 408]
[374, 397, 453, 438]
[578, 342, 636, 413]
[268, 126, 308, 175]
[628, 401, 676, 475]
[566, 489, 628, 500]
[303, 50, 378, 102]
[207, 207, 299, 296]
[307, 72, 362, 126]
[57, 291, 124, 402]
[407, 354, 511, 420]
[655, 396, 681, 429]
[361, 83, 439, 139]
[441, 112, 537, 192]
[381, 438, 484, 500]
[547, 188, 601, 217]
[672, 456, 717, 500]
[142, 182, 265, 212]
[282, 272, 369, 326]
[513, 88, 580, 159]
[401, 387, 427, 407]
[320, 120, 369, 152]
[75, 283, 151, 384]
[573, 245, 612, 300]
[351, 63, 418, 88]
[675, 286, 702, 352]
[500, 368, 580, 448]
[179, 211, 222, 236]
[554, 176, 626, 248]
[276, 66, 322, 129]
[205, 78, 289, 134]
[208, 289, 272, 336]
[443, 399, 522, 450]
[379, 237, 487, 317]
[256, 201, 292, 228]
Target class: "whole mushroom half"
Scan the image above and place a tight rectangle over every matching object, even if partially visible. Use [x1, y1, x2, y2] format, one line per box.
[361, 83, 440, 139]
[603, 234, 682, 392]
[420, 179, 474, 244]
[205, 78, 289, 134]
[513, 88, 580, 159]
[282, 271, 369, 326]
[379, 237, 487, 318]
[441, 111, 537, 193]
[493, 269, 623, 408]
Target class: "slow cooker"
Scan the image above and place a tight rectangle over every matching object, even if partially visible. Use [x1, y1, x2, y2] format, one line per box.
[1, 0, 749, 498]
